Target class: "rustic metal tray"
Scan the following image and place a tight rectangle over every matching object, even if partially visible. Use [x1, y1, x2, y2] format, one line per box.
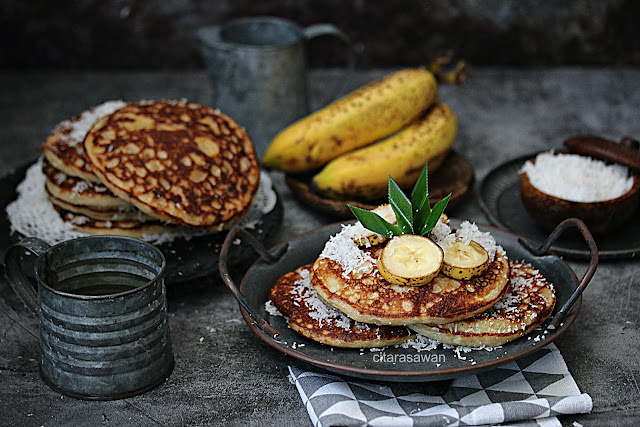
[219, 218, 597, 382]
[0, 161, 283, 288]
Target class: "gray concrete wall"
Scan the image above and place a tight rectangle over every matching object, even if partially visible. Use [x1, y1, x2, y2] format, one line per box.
[3, 0, 639, 69]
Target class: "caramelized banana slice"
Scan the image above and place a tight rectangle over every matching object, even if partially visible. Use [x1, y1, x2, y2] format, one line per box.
[442, 240, 489, 280]
[377, 235, 443, 286]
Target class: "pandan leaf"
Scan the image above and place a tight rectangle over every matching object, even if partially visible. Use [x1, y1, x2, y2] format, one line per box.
[421, 193, 451, 236]
[349, 205, 402, 237]
[388, 175, 413, 234]
[411, 162, 431, 234]
[349, 162, 450, 239]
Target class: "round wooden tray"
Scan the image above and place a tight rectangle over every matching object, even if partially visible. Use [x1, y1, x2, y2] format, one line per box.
[285, 151, 474, 218]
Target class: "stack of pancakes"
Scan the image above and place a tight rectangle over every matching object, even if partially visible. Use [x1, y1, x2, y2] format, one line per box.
[268, 217, 556, 349]
[41, 100, 260, 237]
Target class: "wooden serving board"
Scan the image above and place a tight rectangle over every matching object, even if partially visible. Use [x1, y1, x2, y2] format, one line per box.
[285, 151, 474, 218]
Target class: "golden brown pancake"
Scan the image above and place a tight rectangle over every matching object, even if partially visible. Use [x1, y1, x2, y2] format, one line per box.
[269, 265, 415, 348]
[83, 100, 261, 230]
[42, 157, 132, 210]
[54, 206, 180, 238]
[311, 228, 510, 326]
[46, 188, 154, 222]
[42, 101, 127, 183]
[409, 260, 556, 347]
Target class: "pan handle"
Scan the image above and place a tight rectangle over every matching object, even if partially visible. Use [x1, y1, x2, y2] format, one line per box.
[518, 218, 598, 329]
[219, 227, 289, 342]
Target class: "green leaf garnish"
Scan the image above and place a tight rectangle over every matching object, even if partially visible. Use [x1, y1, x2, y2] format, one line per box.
[348, 162, 451, 237]
[388, 176, 413, 235]
[421, 193, 451, 235]
[411, 163, 430, 234]
[348, 205, 402, 237]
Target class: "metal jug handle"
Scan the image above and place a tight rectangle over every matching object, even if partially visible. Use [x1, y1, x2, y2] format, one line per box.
[303, 24, 356, 107]
[4, 237, 52, 315]
[518, 218, 598, 329]
[219, 227, 288, 342]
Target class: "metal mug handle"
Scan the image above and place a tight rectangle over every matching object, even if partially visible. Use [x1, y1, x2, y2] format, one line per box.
[303, 24, 356, 107]
[219, 227, 288, 342]
[518, 218, 599, 329]
[4, 237, 52, 315]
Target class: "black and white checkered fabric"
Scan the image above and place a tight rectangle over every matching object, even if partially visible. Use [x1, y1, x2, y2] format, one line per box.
[288, 344, 591, 427]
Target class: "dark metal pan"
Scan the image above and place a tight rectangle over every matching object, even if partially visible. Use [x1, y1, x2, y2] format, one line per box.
[219, 218, 597, 382]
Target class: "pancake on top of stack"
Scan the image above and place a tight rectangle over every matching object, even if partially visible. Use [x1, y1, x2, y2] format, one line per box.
[84, 100, 260, 230]
[266, 206, 556, 349]
[40, 99, 261, 237]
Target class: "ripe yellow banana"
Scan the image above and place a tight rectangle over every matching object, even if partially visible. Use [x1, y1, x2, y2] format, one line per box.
[311, 103, 457, 201]
[261, 68, 438, 173]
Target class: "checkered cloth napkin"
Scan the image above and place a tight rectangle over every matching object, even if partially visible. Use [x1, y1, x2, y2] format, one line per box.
[288, 344, 591, 427]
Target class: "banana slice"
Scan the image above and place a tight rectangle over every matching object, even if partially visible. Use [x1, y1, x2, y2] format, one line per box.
[377, 234, 443, 286]
[441, 240, 489, 280]
[353, 204, 397, 247]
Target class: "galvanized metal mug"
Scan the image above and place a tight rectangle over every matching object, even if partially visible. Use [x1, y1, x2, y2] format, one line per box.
[197, 16, 356, 157]
[4, 236, 174, 400]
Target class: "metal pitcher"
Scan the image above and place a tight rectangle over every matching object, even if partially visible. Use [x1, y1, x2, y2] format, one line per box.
[197, 16, 356, 157]
[4, 236, 174, 400]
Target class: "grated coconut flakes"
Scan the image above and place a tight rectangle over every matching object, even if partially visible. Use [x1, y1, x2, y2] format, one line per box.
[521, 150, 633, 202]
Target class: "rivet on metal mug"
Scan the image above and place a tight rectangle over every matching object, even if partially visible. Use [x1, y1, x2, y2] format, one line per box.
[4, 236, 174, 400]
[197, 16, 356, 157]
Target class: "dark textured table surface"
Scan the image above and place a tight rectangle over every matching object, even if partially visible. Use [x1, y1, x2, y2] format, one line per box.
[0, 69, 639, 426]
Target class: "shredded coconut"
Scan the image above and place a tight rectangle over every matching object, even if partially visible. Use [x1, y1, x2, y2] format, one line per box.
[54, 172, 67, 184]
[397, 335, 500, 359]
[56, 100, 127, 146]
[398, 335, 440, 352]
[521, 150, 633, 202]
[429, 219, 451, 242]
[289, 267, 354, 330]
[264, 300, 283, 317]
[320, 224, 376, 277]
[70, 180, 90, 196]
[430, 220, 501, 262]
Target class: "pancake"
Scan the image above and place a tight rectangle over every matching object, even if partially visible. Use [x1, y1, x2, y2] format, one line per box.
[311, 225, 510, 326]
[46, 188, 154, 222]
[268, 265, 415, 348]
[42, 101, 127, 183]
[409, 260, 556, 347]
[42, 158, 133, 210]
[83, 100, 261, 230]
[54, 206, 180, 238]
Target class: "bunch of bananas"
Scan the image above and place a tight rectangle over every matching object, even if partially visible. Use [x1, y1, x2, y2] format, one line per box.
[261, 68, 458, 202]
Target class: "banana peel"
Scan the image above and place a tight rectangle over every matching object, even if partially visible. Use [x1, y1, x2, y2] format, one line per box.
[311, 103, 457, 201]
[261, 68, 438, 173]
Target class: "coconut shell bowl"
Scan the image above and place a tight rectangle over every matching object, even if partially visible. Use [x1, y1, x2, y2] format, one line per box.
[519, 136, 640, 236]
